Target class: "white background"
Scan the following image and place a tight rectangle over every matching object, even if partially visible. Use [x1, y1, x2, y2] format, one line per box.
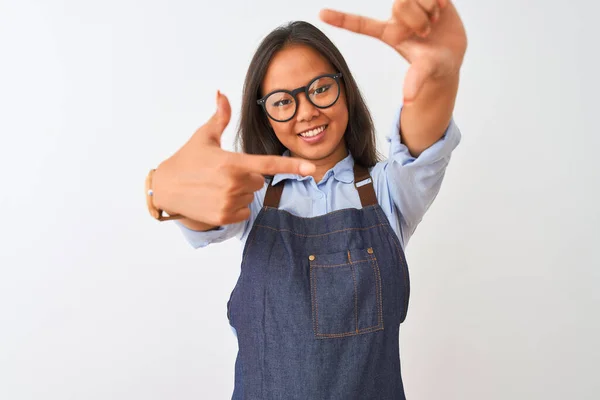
[1, 0, 599, 399]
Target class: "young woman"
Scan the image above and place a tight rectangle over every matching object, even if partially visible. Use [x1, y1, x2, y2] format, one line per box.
[146, 1, 466, 398]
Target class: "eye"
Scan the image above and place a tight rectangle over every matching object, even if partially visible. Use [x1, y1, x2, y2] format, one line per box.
[272, 99, 293, 107]
[267, 92, 294, 108]
[314, 84, 331, 94]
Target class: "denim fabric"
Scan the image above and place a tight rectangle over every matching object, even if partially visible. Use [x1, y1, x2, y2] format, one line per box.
[227, 201, 410, 399]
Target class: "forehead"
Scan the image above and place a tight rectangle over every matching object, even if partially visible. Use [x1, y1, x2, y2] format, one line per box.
[262, 44, 335, 94]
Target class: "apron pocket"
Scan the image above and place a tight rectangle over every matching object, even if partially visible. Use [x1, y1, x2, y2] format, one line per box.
[309, 247, 383, 339]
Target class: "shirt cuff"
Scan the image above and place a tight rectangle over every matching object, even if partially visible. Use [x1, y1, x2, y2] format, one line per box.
[174, 221, 227, 249]
[385, 106, 462, 167]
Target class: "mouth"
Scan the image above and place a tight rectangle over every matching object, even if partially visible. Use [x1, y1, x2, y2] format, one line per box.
[298, 124, 328, 143]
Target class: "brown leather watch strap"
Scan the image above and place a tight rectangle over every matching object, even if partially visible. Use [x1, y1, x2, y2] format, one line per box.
[145, 169, 183, 221]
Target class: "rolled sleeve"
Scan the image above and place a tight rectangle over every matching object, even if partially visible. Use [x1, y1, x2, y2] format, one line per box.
[174, 220, 245, 249]
[384, 106, 462, 233]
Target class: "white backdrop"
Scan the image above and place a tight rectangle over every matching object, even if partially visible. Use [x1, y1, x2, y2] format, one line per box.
[1, 0, 599, 399]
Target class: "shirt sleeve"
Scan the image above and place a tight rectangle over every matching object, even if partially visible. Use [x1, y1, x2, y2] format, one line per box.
[384, 106, 462, 238]
[174, 220, 246, 249]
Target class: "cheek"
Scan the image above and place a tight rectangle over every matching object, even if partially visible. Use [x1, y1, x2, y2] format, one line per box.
[270, 122, 295, 142]
[327, 103, 348, 132]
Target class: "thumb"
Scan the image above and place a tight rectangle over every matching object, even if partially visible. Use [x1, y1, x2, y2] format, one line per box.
[402, 59, 435, 104]
[204, 90, 232, 145]
[215, 90, 232, 129]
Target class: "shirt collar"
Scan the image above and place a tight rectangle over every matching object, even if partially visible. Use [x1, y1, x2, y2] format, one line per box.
[271, 149, 355, 186]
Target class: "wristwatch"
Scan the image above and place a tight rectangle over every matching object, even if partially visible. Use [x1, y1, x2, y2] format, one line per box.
[145, 168, 183, 221]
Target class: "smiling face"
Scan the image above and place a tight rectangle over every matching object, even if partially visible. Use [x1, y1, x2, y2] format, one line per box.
[260, 44, 349, 167]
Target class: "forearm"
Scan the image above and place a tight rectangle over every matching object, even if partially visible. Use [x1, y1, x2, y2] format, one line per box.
[399, 73, 459, 157]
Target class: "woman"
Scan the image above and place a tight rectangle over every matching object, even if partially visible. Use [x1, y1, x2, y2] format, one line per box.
[145, 1, 467, 398]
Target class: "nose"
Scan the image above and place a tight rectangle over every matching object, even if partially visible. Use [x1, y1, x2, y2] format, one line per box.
[295, 93, 319, 122]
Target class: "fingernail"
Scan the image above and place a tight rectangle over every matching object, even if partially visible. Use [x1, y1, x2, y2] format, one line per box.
[420, 26, 431, 37]
[431, 11, 440, 23]
[403, 97, 413, 106]
[299, 162, 315, 176]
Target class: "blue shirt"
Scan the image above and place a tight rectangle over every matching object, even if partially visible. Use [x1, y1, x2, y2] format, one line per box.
[176, 107, 461, 250]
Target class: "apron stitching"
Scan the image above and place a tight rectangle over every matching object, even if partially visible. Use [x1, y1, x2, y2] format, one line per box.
[263, 204, 379, 219]
[315, 325, 383, 338]
[350, 262, 358, 333]
[309, 260, 318, 335]
[311, 259, 370, 267]
[374, 206, 409, 322]
[253, 223, 387, 237]
[311, 256, 384, 338]
[369, 254, 385, 328]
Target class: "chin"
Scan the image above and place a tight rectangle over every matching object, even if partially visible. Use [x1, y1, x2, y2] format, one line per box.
[294, 144, 342, 162]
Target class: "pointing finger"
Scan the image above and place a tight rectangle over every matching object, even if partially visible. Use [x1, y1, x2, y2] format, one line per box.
[320, 9, 387, 39]
[319, 8, 412, 45]
[234, 153, 316, 177]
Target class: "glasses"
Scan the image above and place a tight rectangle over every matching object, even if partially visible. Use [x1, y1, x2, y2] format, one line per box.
[257, 73, 343, 122]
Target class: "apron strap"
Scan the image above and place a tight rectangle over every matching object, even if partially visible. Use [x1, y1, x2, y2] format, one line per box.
[263, 162, 378, 209]
[264, 178, 284, 208]
[353, 163, 378, 207]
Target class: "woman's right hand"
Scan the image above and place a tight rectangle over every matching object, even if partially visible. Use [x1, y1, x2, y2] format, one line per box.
[151, 91, 315, 230]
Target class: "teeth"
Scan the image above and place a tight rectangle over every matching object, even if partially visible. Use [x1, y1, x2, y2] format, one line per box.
[299, 125, 326, 138]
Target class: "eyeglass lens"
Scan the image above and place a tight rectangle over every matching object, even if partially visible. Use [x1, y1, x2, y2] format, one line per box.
[264, 76, 339, 121]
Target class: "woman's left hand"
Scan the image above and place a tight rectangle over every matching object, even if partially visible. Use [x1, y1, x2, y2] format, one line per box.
[319, 0, 467, 102]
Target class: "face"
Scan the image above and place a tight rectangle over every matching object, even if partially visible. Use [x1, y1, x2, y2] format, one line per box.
[260, 45, 349, 165]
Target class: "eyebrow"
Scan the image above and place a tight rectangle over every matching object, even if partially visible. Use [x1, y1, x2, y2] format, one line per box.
[263, 71, 334, 94]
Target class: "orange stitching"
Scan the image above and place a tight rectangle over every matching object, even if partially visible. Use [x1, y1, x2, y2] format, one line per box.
[315, 325, 383, 338]
[310, 262, 319, 335]
[374, 206, 408, 322]
[310, 262, 315, 334]
[311, 259, 370, 268]
[351, 263, 358, 333]
[347, 250, 352, 264]
[253, 224, 387, 237]
[262, 204, 379, 219]
[370, 254, 384, 328]
[309, 246, 388, 338]
[241, 208, 268, 261]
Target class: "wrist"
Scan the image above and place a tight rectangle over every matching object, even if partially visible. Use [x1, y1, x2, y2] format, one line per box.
[145, 167, 182, 221]
[151, 165, 174, 213]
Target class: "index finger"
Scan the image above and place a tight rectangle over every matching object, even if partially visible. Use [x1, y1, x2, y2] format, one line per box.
[319, 9, 386, 38]
[233, 153, 316, 177]
[319, 9, 412, 44]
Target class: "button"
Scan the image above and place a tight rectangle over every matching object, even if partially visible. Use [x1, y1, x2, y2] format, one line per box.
[309, 255, 315, 261]
[367, 248, 373, 254]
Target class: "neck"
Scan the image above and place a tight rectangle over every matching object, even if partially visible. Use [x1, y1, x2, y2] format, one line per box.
[292, 145, 348, 183]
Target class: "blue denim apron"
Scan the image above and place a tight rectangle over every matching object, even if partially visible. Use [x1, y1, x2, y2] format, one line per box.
[227, 164, 410, 399]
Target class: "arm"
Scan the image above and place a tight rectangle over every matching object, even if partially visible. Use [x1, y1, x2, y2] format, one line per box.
[382, 106, 461, 242]
[399, 73, 459, 156]
[320, 1, 467, 156]
[147, 92, 315, 248]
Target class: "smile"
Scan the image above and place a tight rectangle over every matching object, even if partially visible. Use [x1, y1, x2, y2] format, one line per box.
[298, 125, 327, 138]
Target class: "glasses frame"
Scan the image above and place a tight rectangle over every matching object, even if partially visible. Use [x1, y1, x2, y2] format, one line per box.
[257, 72, 343, 123]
